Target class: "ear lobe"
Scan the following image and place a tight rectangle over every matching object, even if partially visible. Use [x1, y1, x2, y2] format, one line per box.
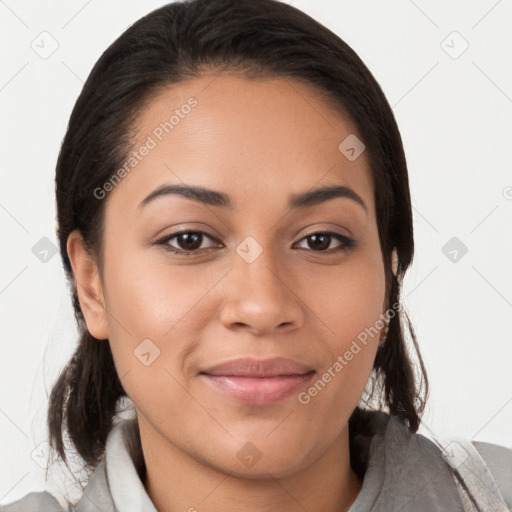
[66, 230, 109, 340]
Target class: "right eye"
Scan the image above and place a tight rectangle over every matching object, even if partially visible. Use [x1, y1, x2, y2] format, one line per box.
[156, 230, 222, 255]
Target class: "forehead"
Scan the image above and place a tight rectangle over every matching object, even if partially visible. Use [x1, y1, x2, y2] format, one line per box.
[105, 73, 374, 217]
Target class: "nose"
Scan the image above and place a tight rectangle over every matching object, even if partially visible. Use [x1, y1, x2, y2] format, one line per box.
[218, 244, 305, 336]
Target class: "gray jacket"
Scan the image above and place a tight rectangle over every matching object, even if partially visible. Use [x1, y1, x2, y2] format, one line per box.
[2, 413, 511, 511]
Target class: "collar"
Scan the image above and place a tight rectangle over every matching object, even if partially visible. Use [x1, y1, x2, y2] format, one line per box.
[74, 411, 463, 512]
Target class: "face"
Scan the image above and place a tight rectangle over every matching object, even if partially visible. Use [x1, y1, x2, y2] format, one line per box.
[70, 73, 389, 479]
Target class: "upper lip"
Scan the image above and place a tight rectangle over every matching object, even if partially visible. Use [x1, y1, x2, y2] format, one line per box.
[200, 357, 315, 377]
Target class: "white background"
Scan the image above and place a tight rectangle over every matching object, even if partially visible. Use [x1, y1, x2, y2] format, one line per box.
[1, 0, 511, 504]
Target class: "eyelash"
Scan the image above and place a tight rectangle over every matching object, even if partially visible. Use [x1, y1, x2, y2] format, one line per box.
[156, 230, 356, 256]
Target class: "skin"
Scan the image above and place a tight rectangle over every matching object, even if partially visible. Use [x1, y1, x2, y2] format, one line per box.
[67, 73, 396, 512]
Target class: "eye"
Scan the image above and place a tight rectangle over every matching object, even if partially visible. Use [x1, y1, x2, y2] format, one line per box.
[156, 230, 355, 255]
[157, 230, 220, 255]
[294, 232, 355, 253]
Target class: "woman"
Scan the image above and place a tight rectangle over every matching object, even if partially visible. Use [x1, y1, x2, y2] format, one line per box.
[3, 0, 510, 510]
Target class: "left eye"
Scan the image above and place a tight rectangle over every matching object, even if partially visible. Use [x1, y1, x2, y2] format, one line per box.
[295, 232, 354, 252]
[157, 230, 354, 255]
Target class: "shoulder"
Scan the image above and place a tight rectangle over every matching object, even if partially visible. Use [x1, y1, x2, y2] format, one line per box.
[0, 421, 136, 512]
[364, 413, 510, 509]
[0, 491, 70, 512]
[1, 459, 114, 512]
[472, 440, 512, 507]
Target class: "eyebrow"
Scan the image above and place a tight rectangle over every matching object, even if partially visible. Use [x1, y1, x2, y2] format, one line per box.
[138, 183, 367, 213]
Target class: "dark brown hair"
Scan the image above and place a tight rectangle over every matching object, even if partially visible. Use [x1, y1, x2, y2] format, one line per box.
[49, 0, 428, 481]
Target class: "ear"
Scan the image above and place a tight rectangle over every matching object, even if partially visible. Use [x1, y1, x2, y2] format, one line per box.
[391, 247, 398, 276]
[66, 230, 109, 340]
[382, 247, 398, 313]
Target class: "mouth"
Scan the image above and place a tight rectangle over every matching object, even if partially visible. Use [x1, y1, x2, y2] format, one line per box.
[199, 357, 316, 405]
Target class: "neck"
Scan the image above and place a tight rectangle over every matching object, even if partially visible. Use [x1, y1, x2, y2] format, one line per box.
[138, 417, 363, 512]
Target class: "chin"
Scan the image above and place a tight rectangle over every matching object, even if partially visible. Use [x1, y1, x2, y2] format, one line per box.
[219, 457, 310, 480]
[220, 438, 312, 480]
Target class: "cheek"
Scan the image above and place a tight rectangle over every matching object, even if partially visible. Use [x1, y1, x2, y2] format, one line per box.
[295, 268, 385, 426]
[312, 256, 386, 345]
[100, 254, 210, 417]
[307, 252, 386, 395]
[100, 247, 196, 367]
[103, 245, 218, 336]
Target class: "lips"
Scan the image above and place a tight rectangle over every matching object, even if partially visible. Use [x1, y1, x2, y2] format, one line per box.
[200, 357, 315, 405]
[200, 357, 314, 377]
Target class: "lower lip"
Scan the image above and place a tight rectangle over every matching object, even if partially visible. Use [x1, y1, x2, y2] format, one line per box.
[201, 372, 315, 405]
